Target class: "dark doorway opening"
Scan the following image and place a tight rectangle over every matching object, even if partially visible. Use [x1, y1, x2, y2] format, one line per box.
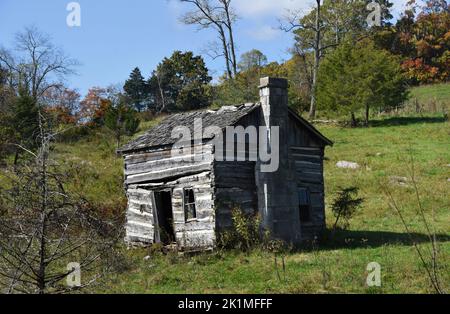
[154, 191, 175, 245]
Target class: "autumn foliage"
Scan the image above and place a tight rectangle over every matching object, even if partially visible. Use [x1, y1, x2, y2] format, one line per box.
[375, 0, 449, 84]
[79, 87, 112, 126]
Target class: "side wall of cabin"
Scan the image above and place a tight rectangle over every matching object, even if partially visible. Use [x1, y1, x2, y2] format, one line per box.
[123, 144, 216, 251]
[287, 114, 326, 240]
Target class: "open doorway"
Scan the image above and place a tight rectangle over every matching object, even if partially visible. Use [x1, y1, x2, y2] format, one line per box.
[154, 191, 175, 245]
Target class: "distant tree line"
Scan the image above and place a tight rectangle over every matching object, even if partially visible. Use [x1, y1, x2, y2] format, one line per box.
[2, 0, 448, 163]
[373, 0, 449, 84]
[112, 0, 448, 127]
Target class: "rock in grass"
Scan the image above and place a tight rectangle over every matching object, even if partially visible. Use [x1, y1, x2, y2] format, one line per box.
[389, 176, 409, 187]
[336, 161, 360, 169]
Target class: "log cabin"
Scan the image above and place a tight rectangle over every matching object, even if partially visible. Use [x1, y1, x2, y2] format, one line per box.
[118, 77, 333, 251]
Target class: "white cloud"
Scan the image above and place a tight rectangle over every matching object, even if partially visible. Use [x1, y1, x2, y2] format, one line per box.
[234, 0, 412, 20]
[234, 0, 311, 19]
[246, 25, 281, 41]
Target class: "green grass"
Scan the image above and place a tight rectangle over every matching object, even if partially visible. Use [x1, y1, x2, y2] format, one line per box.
[409, 83, 450, 105]
[87, 114, 449, 294]
[405, 83, 450, 114]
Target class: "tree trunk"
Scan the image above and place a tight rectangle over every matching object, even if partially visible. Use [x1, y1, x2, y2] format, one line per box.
[309, 0, 322, 120]
[351, 112, 357, 127]
[116, 133, 121, 150]
[37, 112, 48, 294]
[224, 2, 237, 77]
[332, 211, 342, 235]
[365, 104, 370, 127]
[13, 150, 19, 172]
[219, 26, 233, 80]
[156, 72, 166, 113]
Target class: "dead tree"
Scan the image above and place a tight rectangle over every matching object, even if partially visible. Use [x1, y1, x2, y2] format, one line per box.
[180, 0, 238, 79]
[281, 0, 329, 119]
[0, 26, 78, 165]
[383, 151, 446, 294]
[0, 26, 78, 103]
[0, 113, 122, 294]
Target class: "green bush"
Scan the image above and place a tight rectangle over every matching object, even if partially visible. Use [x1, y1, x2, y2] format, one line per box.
[331, 186, 364, 231]
[217, 206, 261, 252]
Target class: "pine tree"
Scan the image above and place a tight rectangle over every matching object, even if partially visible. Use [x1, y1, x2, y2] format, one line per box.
[104, 96, 140, 149]
[317, 39, 408, 125]
[123, 67, 147, 112]
[10, 92, 40, 166]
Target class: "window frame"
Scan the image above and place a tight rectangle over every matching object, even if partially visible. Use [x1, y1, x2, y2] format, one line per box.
[183, 188, 197, 222]
[298, 187, 312, 223]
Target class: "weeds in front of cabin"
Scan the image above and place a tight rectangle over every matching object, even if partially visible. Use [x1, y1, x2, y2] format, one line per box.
[216, 206, 262, 252]
[383, 150, 447, 294]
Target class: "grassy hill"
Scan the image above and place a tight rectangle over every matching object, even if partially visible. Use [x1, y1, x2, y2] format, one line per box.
[62, 84, 450, 294]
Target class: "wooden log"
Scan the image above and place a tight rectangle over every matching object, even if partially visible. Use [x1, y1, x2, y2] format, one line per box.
[295, 161, 322, 171]
[126, 162, 212, 184]
[125, 152, 214, 176]
[176, 230, 215, 249]
[125, 144, 213, 165]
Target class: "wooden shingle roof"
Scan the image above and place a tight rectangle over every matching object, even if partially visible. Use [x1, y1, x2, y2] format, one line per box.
[118, 103, 333, 154]
[118, 103, 259, 153]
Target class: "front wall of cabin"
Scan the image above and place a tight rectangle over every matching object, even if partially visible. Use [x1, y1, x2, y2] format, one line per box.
[123, 144, 216, 251]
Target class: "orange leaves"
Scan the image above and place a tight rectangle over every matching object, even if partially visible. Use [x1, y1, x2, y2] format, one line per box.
[401, 58, 440, 83]
[79, 87, 112, 126]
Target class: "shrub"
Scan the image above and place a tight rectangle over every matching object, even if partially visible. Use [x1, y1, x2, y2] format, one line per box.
[217, 206, 261, 252]
[331, 187, 364, 231]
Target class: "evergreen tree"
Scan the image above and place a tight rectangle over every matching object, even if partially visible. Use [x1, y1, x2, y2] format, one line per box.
[13, 93, 40, 149]
[104, 96, 140, 149]
[317, 39, 408, 125]
[238, 49, 268, 72]
[148, 51, 212, 112]
[124, 67, 148, 112]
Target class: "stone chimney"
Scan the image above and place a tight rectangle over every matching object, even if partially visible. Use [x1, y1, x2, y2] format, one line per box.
[256, 77, 302, 244]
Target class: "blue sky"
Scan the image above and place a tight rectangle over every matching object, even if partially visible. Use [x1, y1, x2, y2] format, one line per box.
[0, 0, 409, 97]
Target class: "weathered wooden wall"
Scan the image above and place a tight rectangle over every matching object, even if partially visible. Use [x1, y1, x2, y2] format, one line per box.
[123, 144, 216, 251]
[125, 188, 155, 244]
[169, 171, 215, 250]
[124, 143, 214, 185]
[288, 114, 326, 240]
[213, 161, 257, 232]
[211, 109, 259, 233]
